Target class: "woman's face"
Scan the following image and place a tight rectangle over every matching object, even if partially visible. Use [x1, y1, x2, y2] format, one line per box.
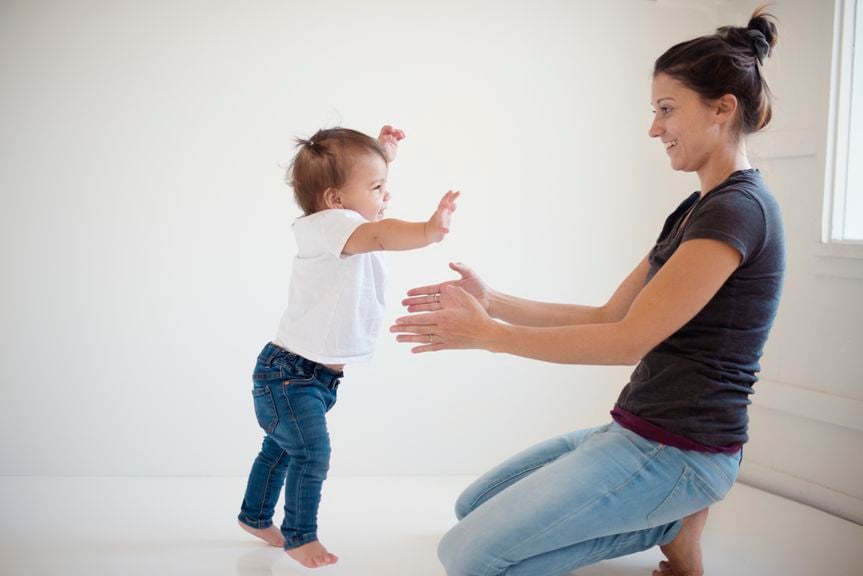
[649, 73, 724, 174]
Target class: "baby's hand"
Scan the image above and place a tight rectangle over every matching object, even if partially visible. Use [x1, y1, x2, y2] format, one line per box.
[378, 125, 406, 162]
[425, 190, 460, 243]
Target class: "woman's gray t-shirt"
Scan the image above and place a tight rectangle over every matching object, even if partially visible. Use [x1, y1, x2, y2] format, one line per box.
[615, 169, 785, 447]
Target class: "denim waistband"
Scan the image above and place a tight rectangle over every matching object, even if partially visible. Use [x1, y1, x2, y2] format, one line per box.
[260, 342, 343, 389]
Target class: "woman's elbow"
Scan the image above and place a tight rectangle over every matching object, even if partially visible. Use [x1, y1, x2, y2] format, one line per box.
[611, 324, 650, 366]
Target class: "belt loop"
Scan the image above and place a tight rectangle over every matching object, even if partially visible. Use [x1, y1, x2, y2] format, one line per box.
[265, 342, 278, 366]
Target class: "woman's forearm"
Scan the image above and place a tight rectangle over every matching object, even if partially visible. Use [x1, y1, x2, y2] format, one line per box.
[488, 290, 609, 327]
[487, 321, 642, 366]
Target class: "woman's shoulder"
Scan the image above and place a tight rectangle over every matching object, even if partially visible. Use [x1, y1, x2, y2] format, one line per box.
[709, 169, 773, 201]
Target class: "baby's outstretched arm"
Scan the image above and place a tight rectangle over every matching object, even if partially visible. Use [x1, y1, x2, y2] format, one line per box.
[343, 190, 460, 255]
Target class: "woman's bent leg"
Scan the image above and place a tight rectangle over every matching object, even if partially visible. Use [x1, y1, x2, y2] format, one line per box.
[439, 423, 739, 576]
[454, 425, 606, 520]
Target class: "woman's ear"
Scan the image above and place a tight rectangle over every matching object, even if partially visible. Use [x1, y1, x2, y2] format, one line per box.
[322, 187, 341, 209]
[714, 93, 739, 126]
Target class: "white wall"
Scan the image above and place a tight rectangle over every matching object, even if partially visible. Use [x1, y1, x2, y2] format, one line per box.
[2, 0, 858, 525]
[0, 0, 716, 477]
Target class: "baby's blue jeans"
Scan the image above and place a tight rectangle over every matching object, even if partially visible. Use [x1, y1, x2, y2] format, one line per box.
[439, 421, 741, 576]
[238, 342, 341, 549]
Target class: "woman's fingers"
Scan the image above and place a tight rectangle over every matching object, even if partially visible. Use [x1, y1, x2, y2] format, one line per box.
[404, 280, 455, 299]
[405, 283, 444, 298]
[402, 292, 445, 311]
[393, 331, 449, 353]
[395, 333, 434, 342]
[409, 342, 447, 354]
[390, 318, 435, 333]
[404, 302, 439, 313]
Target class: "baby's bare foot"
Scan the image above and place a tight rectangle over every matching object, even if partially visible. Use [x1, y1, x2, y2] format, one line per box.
[654, 507, 709, 576]
[238, 520, 285, 547]
[285, 540, 338, 568]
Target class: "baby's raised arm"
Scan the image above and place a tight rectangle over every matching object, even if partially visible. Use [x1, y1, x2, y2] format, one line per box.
[378, 125, 406, 162]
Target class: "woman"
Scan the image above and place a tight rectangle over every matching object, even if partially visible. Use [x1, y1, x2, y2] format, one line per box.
[390, 8, 783, 576]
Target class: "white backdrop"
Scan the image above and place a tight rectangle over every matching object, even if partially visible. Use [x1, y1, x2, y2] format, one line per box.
[0, 0, 719, 477]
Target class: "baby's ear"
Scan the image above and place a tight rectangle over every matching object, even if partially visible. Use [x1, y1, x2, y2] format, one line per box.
[322, 187, 341, 209]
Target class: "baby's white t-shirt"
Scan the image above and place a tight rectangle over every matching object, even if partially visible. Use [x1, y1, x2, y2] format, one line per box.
[273, 209, 387, 364]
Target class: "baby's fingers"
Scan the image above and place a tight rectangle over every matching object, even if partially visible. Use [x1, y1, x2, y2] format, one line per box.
[440, 190, 460, 208]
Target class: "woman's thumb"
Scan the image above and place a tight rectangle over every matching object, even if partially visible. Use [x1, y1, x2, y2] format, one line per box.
[449, 261, 470, 276]
[445, 284, 471, 303]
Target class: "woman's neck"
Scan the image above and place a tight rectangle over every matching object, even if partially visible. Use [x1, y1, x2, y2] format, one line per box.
[697, 140, 751, 197]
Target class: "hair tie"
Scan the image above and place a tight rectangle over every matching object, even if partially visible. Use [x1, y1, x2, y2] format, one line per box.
[747, 29, 770, 64]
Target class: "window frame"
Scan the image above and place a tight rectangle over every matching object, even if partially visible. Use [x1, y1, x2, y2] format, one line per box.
[823, 0, 863, 248]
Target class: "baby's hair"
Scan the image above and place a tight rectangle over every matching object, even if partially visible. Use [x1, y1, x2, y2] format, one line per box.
[287, 127, 387, 215]
[654, 5, 779, 136]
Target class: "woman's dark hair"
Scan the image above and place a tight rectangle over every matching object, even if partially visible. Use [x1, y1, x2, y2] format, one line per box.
[287, 127, 387, 215]
[654, 6, 779, 136]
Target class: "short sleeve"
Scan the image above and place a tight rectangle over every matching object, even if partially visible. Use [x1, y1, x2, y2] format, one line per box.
[681, 191, 766, 264]
[294, 209, 367, 257]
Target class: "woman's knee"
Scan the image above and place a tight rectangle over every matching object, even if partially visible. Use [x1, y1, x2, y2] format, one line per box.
[453, 489, 477, 521]
[438, 524, 498, 576]
[437, 529, 469, 575]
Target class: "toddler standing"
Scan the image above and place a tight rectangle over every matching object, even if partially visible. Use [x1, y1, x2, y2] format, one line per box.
[237, 125, 458, 568]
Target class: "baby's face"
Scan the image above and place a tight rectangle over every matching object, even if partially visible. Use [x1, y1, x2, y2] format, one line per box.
[336, 153, 390, 221]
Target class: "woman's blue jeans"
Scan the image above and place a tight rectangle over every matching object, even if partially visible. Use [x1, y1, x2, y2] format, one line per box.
[238, 343, 341, 549]
[439, 422, 741, 576]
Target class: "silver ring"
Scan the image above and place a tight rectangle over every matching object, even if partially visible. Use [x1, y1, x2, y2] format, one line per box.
[427, 334, 433, 343]
[434, 293, 440, 303]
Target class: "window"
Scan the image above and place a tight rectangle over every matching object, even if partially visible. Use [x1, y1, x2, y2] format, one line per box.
[825, 0, 863, 243]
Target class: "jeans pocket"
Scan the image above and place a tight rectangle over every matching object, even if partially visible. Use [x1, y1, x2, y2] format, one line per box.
[647, 466, 723, 528]
[252, 385, 279, 434]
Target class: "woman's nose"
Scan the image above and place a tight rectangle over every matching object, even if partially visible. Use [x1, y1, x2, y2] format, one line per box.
[649, 116, 662, 138]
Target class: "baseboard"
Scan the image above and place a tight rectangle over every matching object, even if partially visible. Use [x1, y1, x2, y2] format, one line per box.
[744, 378, 863, 526]
[754, 379, 863, 433]
[739, 461, 863, 525]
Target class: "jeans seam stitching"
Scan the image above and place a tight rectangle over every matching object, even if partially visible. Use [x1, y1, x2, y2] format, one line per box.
[703, 453, 735, 486]
[572, 531, 646, 570]
[468, 461, 551, 513]
[257, 448, 287, 520]
[283, 386, 321, 544]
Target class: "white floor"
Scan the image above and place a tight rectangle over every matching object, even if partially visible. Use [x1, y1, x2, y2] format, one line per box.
[1, 476, 861, 576]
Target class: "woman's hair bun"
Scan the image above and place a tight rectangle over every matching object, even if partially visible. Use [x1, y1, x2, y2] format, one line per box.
[747, 7, 779, 64]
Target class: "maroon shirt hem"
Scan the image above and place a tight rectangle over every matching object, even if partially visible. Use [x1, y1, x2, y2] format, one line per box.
[611, 404, 742, 455]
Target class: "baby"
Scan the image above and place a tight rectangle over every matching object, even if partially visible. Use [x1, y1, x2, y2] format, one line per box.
[237, 125, 458, 568]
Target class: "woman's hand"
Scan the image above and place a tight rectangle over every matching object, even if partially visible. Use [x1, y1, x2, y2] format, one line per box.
[378, 125, 406, 162]
[390, 285, 499, 353]
[424, 190, 460, 243]
[401, 261, 492, 314]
